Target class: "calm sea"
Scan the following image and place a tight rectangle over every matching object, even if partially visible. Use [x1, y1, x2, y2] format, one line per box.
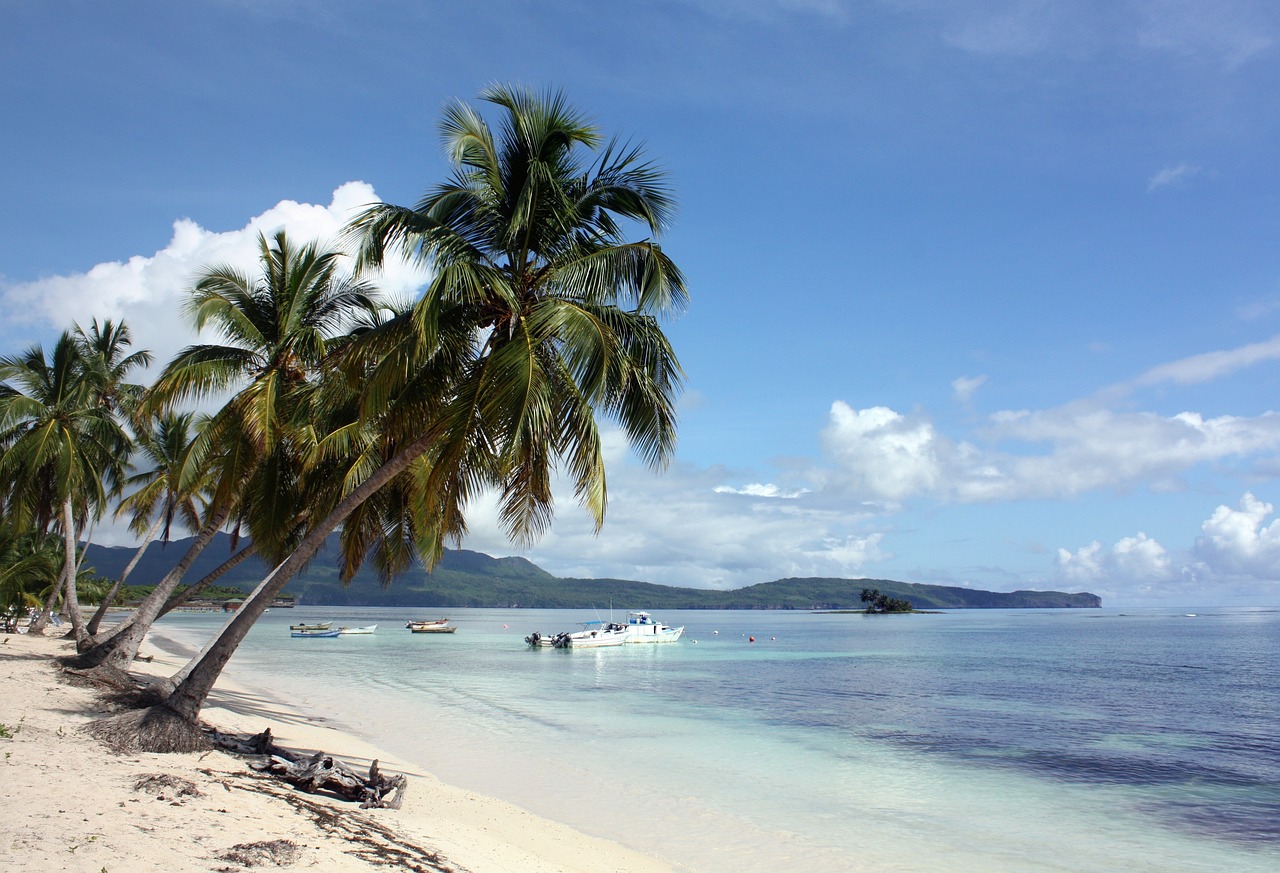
[152, 606, 1280, 872]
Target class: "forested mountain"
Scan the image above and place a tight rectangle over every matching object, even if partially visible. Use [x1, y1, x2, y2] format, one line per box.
[82, 535, 1101, 610]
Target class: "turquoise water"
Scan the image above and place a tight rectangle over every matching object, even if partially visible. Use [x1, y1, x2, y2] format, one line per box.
[153, 607, 1280, 872]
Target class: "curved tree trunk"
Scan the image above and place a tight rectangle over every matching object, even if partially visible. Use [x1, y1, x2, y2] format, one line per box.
[26, 574, 64, 636]
[75, 505, 230, 674]
[154, 428, 437, 733]
[158, 542, 257, 618]
[86, 515, 163, 637]
[61, 498, 91, 648]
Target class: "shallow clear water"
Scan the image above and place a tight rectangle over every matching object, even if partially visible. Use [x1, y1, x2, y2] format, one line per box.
[154, 607, 1280, 872]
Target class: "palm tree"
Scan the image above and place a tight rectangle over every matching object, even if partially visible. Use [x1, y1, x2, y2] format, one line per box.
[0, 521, 62, 632]
[0, 332, 131, 643]
[76, 230, 377, 679]
[90, 84, 687, 752]
[74, 318, 153, 424]
[85, 410, 209, 638]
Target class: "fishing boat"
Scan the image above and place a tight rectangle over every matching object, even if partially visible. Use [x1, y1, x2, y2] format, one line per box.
[289, 622, 332, 632]
[408, 621, 457, 634]
[622, 612, 684, 644]
[291, 628, 341, 638]
[405, 618, 449, 629]
[337, 624, 377, 635]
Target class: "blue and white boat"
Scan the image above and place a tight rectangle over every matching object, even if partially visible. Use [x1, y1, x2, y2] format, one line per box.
[621, 611, 683, 643]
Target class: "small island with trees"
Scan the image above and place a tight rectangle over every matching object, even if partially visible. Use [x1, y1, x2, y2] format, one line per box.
[859, 587, 914, 614]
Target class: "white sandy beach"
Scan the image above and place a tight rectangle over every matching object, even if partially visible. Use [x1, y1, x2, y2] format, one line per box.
[0, 631, 675, 873]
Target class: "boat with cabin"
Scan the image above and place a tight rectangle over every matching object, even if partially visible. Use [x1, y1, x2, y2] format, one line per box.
[621, 612, 684, 643]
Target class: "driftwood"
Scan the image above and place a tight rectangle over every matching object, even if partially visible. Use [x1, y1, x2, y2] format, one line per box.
[209, 727, 407, 809]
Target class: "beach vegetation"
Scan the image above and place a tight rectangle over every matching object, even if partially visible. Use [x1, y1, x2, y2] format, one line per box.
[0, 327, 140, 644]
[87, 83, 686, 753]
[84, 411, 209, 637]
[73, 230, 377, 682]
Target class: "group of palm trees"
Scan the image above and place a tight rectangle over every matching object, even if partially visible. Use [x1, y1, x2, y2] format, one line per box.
[0, 85, 687, 752]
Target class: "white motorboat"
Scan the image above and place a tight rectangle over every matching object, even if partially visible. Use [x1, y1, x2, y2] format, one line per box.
[337, 624, 377, 635]
[622, 612, 684, 643]
[554, 621, 629, 648]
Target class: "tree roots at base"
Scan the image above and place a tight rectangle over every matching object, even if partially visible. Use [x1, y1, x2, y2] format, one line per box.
[85, 704, 210, 754]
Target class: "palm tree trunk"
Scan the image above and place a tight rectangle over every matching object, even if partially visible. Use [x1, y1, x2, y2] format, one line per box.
[160, 428, 436, 723]
[60, 497, 90, 647]
[85, 515, 163, 637]
[75, 505, 231, 673]
[26, 574, 64, 636]
[158, 542, 257, 618]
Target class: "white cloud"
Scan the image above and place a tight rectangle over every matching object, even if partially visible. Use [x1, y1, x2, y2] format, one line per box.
[1193, 492, 1280, 578]
[1131, 334, 1280, 386]
[817, 396, 1280, 504]
[713, 483, 808, 498]
[0, 182, 428, 385]
[1147, 162, 1202, 191]
[819, 403, 943, 501]
[1055, 532, 1173, 592]
[952, 374, 987, 402]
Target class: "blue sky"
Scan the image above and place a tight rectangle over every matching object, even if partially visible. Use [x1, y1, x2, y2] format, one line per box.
[5, 1, 1280, 606]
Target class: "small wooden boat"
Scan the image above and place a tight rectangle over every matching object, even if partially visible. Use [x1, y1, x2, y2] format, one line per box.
[291, 628, 341, 638]
[409, 622, 457, 633]
[337, 624, 377, 635]
[289, 621, 332, 631]
[405, 618, 449, 629]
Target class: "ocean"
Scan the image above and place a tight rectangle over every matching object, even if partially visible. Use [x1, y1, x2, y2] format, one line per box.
[152, 606, 1280, 872]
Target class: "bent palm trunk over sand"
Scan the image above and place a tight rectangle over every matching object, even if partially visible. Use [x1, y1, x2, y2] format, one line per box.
[89, 84, 688, 752]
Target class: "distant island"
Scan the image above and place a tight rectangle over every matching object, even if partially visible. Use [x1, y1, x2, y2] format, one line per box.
[83, 533, 1101, 611]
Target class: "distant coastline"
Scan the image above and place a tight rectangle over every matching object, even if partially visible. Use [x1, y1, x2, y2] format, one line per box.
[84, 534, 1101, 611]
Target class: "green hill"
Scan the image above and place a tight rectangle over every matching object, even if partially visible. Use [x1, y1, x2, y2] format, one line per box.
[81, 535, 1100, 609]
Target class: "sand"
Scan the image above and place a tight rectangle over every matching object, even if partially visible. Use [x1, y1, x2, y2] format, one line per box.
[0, 632, 676, 873]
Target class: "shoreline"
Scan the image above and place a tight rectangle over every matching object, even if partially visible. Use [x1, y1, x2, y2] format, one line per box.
[0, 631, 675, 873]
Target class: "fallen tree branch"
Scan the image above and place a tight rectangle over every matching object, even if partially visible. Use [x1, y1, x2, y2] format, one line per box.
[208, 726, 407, 809]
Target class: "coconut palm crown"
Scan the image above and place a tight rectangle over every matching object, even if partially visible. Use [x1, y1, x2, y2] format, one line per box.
[348, 83, 687, 547]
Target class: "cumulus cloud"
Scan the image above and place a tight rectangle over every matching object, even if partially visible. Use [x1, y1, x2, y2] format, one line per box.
[1056, 532, 1172, 584]
[1193, 492, 1280, 578]
[1147, 162, 1202, 192]
[819, 403, 944, 501]
[0, 182, 428, 384]
[817, 396, 1280, 504]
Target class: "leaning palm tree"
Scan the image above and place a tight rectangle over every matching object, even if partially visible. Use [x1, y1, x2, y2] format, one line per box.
[0, 332, 131, 643]
[75, 230, 378, 680]
[90, 84, 687, 753]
